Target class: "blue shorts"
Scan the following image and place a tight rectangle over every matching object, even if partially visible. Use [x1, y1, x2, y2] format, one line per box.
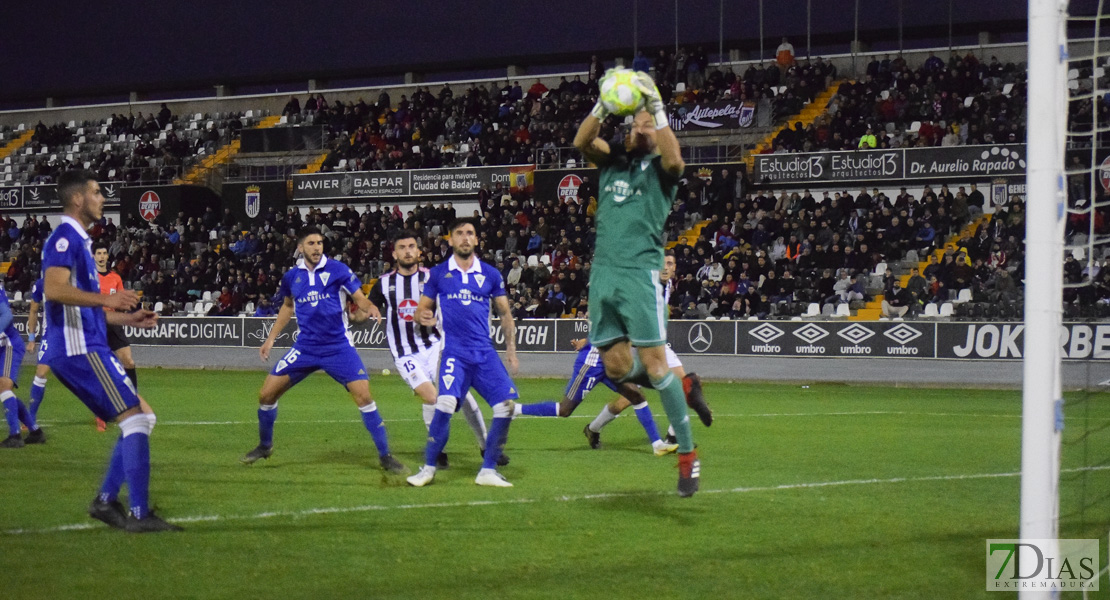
[48, 350, 140, 421]
[0, 343, 25, 386]
[438, 346, 519, 406]
[270, 344, 369, 387]
[36, 339, 47, 364]
[564, 358, 618, 407]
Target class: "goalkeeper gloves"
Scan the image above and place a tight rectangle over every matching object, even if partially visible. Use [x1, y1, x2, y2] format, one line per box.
[632, 71, 668, 130]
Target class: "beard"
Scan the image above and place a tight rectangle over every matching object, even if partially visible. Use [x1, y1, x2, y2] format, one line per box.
[453, 246, 473, 259]
[396, 256, 419, 269]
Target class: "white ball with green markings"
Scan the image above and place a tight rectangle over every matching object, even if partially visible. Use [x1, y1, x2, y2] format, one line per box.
[599, 69, 644, 117]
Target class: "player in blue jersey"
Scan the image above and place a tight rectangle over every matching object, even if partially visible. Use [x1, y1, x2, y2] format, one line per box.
[512, 338, 678, 456]
[0, 284, 45, 447]
[43, 170, 177, 532]
[25, 278, 53, 427]
[406, 218, 520, 487]
[240, 227, 407, 475]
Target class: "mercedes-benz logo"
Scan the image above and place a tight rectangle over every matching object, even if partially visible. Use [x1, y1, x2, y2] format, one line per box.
[688, 322, 713, 353]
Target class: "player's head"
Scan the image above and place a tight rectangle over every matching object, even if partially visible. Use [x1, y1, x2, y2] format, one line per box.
[662, 250, 676, 282]
[392, 229, 422, 269]
[57, 170, 103, 225]
[448, 218, 478, 259]
[93, 242, 110, 270]
[296, 226, 325, 266]
[626, 110, 657, 153]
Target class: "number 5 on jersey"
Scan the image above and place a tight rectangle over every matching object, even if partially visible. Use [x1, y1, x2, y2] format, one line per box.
[442, 358, 456, 390]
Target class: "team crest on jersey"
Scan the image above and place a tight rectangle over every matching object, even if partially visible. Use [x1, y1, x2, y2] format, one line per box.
[474, 273, 486, 288]
[320, 272, 330, 286]
[55, 238, 69, 252]
[443, 374, 455, 389]
[444, 273, 453, 279]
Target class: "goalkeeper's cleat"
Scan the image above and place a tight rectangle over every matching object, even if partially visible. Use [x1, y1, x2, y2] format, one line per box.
[95, 418, 107, 432]
[683, 373, 713, 427]
[124, 511, 183, 533]
[378, 454, 409, 475]
[583, 425, 601, 449]
[88, 498, 128, 529]
[664, 433, 678, 445]
[406, 465, 436, 487]
[475, 468, 513, 487]
[436, 452, 450, 469]
[653, 440, 679, 456]
[480, 448, 511, 467]
[677, 451, 700, 498]
[1, 434, 24, 448]
[23, 428, 45, 444]
[239, 444, 273, 465]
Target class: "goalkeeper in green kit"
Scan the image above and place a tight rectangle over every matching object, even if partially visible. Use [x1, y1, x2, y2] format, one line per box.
[573, 70, 712, 497]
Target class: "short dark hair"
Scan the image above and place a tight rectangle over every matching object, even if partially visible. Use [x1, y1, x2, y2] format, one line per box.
[392, 229, 421, 245]
[296, 226, 323, 243]
[57, 170, 98, 208]
[92, 242, 110, 253]
[447, 217, 478, 234]
[664, 249, 675, 257]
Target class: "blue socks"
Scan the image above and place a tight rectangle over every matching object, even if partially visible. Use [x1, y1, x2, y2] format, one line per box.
[120, 432, 151, 519]
[2, 393, 19, 436]
[424, 409, 453, 467]
[29, 376, 46, 421]
[98, 436, 126, 503]
[359, 403, 391, 457]
[481, 417, 511, 469]
[633, 402, 662, 443]
[258, 404, 277, 447]
[521, 401, 558, 417]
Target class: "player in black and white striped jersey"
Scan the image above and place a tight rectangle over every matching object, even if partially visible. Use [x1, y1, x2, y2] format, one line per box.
[368, 229, 504, 468]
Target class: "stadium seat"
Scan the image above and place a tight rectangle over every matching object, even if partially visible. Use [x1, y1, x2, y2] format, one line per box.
[245, 302, 255, 314]
[202, 291, 213, 302]
[834, 303, 850, 318]
[526, 255, 539, 267]
[939, 302, 954, 317]
[821, 303, 835, 317]
[153, 302, 164, 313]
[803, 302, 820, 317]
[922, 303, 940, 317]
[13, 291, 22, 303]
[183, 302, 194, 314]
[954, 289, 972, 304]
[909, 121, 921, 133]
[540, 255, 551, 265]
[201, 302, 213, 314]
[872, 262, 887, 277]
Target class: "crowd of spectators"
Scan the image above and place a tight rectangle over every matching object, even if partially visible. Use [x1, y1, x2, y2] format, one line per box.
[770, 51, 1028, 153]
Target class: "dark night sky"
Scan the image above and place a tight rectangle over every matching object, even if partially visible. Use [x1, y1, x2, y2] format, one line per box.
[0, 0, 1097, 102]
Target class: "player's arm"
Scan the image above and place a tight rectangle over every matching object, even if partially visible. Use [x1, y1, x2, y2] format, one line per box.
[493, 295, 518, 375]
[570, 337, 588, 351]
[573, 114, 611, 165]
[26, 299, 40, 350]
[44, 266, 138, 312]
[105, 309, 157, 329]
[415, 295, 437, 328]
[347, 289, 381, 324]
[260, 296, 294, 361]
[632, 72, 685, 176]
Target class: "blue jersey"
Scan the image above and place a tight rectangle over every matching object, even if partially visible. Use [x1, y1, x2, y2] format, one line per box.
[31, 278, 44, 304]
[0, 290, 24, 354]
[41, 217, 108, 360]
[422, 255, 506, 351]
[277, 256, 363, 353]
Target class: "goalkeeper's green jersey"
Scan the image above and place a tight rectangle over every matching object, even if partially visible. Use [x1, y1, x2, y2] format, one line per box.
[593, 145, 680, 269]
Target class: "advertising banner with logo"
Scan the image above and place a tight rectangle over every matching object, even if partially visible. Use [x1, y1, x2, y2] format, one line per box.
[0, 184, 121, 212]
[534, 163, 746, 204]
[221, 181, 288, 224]
[668, 100, 756, 132]
[291, 165, 527, 202]
[753, 144, 1027, 185]
[126, 317, 1110, 362]
[736, 320, 934, 358]
[119, 185, 222, 227]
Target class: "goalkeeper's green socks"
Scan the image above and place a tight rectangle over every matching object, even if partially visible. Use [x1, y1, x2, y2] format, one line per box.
[650, 372, 694, 453]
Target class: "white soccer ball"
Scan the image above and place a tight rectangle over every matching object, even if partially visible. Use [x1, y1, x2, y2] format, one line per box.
[382, 369, 391, 376]
[599, 69, 644, 117]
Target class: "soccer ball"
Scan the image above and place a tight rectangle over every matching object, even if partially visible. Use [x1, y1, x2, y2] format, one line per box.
[599, 69, 644, 117]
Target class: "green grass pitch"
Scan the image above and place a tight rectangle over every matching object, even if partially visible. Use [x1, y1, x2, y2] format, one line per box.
[1, 367, 1107, 599]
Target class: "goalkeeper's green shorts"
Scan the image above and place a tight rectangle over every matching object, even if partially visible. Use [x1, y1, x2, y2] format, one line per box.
[587, 264, 667, 348]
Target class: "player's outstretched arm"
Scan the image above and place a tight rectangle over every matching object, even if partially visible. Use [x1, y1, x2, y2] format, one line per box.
[574, 99, 612, 165]
[106, 309, 158, 329]
[493, 296, 518, 375]
[260, 297, 294, 361]
[348, 290, 381, 324]
[415, 296, 437, 328]
[632, 72, 685, 176]
[26, 300, 39, 352]
[44, 266, 138, 311]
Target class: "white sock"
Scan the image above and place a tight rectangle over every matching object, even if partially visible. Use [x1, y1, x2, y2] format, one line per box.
[460, 393, 488, 449]
[589, 406, 619, 433]
[422, 403, 435, 430]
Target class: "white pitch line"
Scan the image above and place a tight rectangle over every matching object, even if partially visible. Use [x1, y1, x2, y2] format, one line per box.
[7, 465, 1109, 536]
[34, 411, 1032, 427]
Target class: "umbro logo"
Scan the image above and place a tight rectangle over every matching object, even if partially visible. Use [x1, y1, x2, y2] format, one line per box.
[792, 323, 829, 345]
[749, 323, 785, 344]
[884, 323, 923, 345]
